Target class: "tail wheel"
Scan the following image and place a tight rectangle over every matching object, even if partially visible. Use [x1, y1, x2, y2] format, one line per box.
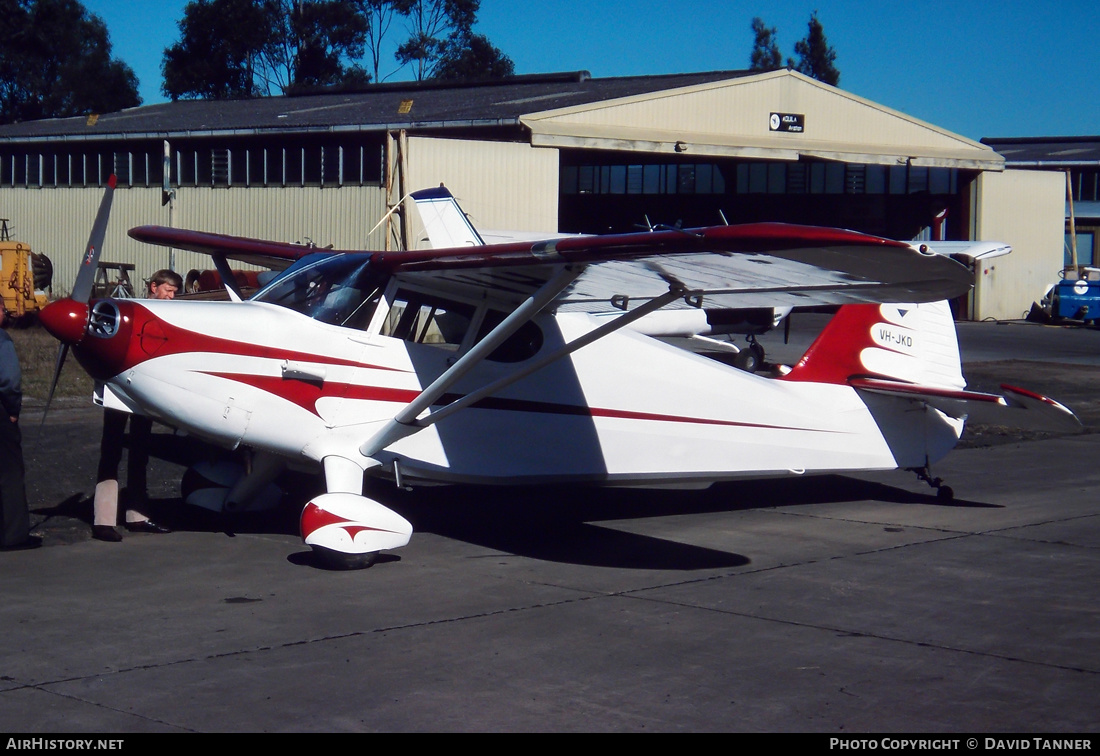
[733, 342, 765, 373]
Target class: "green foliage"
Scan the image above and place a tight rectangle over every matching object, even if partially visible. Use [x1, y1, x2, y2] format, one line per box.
[393, 0, 510, 81]
[0, 0, 140, 124]
[161, 0, 510, 98]
[162, 0, 369, 100]
[432, 32, 513, 81]
[792, 11, 840, 86]
[748, 17, 782, 72]
[747, 11, 840, 86]
[291, 0, 368, 88]
[162, 0, 272, 99]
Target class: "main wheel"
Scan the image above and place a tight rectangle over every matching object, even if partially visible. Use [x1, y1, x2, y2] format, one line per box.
[310, 545, 379, 570]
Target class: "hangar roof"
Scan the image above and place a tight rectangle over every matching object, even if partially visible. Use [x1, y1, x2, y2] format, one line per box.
[982, 137, 1100, 167]
[0, 68, 1002, 170]
[0, 70, 743, 140]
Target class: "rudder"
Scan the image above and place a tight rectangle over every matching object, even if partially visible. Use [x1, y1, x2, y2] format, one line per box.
[782, 301, 964, 390]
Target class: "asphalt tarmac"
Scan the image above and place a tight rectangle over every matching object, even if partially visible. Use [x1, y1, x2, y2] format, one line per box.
[2, 318, 1099, 733]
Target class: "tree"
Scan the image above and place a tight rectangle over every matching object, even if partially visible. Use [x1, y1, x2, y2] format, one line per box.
[432, 31, 513, 80]
[0, 0, 140, 124]
[393, 0, 474, 80]
[792, 11, 839, 86]
[748, 17, 782, 72]
[393, 0, 511, 81]
[281, 0, 368, 89]
[162, 0, 273, 99]
[162, 0, 369, 100]
[358, 0, 400, 82]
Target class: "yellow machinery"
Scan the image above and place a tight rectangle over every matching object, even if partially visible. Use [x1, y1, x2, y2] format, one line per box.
[0, 219, 52, 322]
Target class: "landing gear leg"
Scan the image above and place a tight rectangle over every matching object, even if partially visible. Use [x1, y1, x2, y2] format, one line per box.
[908, 465, 954, 501]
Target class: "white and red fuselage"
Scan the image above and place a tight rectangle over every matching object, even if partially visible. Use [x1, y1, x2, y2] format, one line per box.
[50, 290, 959, 490]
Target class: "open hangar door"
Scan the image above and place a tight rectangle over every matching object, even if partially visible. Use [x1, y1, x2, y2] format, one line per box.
[558, 152, 976, 243]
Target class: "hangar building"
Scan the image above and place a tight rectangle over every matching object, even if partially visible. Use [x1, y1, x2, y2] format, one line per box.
[982, 136, 1100, 273]
[0, 69, 1063, 320]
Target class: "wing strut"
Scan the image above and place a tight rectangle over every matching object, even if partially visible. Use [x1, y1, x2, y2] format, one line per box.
[360, 265, 584, 457]
[211, 253, 244, 302]
[419, 285, 688, 429]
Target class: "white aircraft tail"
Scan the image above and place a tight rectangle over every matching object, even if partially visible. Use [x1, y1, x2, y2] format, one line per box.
[783, 301, 964, 389]
[410, 185, 584, 248]
[782, 302, 1080, 468]
[410, 186, 484, 248]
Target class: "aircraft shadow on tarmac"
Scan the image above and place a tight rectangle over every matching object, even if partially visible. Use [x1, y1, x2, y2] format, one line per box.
[167, 472, 996, 572]
[371, 475, 998, 571]
[44, 431, 999, 571]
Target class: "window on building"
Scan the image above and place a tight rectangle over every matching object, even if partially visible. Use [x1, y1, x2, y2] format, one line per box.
[211, 149, 230, 186]
[1074, 170, 1098, 202]
[1066, 231, 1095, 268]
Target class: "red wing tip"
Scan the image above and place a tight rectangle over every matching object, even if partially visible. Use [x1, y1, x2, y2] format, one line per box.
[108, 174, 117, 189]
[1001, 384, 1050, 403]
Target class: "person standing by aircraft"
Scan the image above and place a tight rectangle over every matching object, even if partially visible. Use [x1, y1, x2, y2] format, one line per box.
[0, 306, 39, 551]
[92, 270, 182, 542]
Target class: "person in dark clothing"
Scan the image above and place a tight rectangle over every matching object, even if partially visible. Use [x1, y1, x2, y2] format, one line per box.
[92, 270, 182, 542]
[0, 306, 39, 551]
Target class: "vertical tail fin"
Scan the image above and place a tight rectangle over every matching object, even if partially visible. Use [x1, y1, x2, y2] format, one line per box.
[782, 301, 965, 389]
[410, 186, 484, 249]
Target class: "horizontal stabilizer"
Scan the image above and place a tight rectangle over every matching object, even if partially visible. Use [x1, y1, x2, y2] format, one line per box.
[917, 240, 1011, 262]
[852, 378, 1082, 434]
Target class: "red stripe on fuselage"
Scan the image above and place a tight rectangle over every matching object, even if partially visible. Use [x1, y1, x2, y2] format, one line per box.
[205, 372, 421, 416]
[204, 370, 845, 433]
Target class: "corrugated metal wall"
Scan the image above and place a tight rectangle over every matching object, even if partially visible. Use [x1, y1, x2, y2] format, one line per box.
[972, 169, 1064, 320]
[405, 137, 560, 248]
[0, 185, 388, 295]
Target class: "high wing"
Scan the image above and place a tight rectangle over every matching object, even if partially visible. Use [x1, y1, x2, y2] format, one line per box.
[375, 223, 973, 311]
[129, 226, 315, 271]
[131, 222, 974, 312]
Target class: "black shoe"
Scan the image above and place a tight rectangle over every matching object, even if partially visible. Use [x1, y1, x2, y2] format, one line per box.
[125, 520, 171, 534]
[92, 525, 123, 542]
[1, 535, 42, 551]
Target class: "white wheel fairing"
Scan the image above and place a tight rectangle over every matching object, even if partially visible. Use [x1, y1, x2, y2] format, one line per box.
[301, 493, 413, 554]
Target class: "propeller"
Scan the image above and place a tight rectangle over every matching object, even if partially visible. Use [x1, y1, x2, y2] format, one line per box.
[40, 175, 117, 422]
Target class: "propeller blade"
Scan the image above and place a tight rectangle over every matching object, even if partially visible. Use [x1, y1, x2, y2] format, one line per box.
[40, 343, 69, 426]
[71, 175, 117, 304]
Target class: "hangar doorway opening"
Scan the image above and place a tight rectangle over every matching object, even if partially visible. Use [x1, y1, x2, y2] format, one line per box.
[559, 152, 976, 243]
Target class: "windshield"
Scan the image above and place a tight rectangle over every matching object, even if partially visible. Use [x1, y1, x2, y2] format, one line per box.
[252, 254, 384, 328]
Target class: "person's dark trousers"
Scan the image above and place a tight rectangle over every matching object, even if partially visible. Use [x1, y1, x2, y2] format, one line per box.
[0, 419, 30, 547]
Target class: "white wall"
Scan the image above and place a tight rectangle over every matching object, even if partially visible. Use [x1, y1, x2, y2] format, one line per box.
[405, 136, 560, 249]
[972, 169, 1064, 321]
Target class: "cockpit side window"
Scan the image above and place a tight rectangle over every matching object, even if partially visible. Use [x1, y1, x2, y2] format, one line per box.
[382, 289, 474, 349]
[477, 310, 544, 363]
[374, 286, 544, 362]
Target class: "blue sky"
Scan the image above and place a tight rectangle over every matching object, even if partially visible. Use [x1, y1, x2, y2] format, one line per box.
[81, 0, 1094, 141]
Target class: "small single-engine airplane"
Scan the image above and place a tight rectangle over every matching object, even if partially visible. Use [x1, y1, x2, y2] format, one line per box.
[41, 178, 1080, 568]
